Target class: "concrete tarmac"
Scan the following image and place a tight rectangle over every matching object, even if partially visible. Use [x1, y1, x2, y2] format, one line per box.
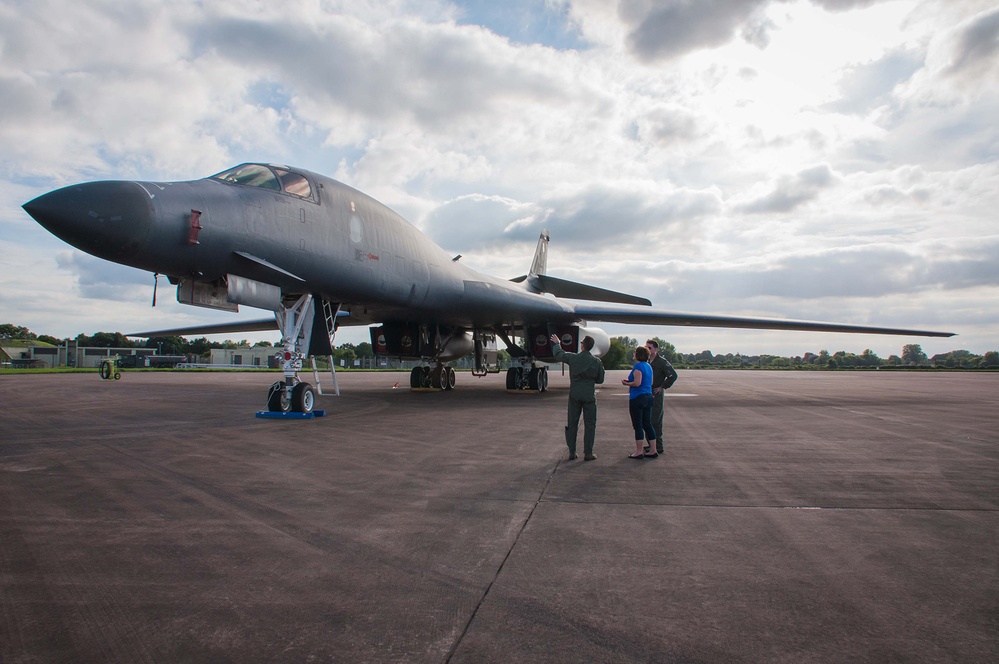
[1, 369, 996, 663]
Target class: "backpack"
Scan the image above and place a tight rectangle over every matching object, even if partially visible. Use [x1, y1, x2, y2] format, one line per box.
[662, 360, 678, 389]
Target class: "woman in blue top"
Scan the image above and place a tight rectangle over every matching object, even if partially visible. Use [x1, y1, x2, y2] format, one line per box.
[622, 345, 658, 458]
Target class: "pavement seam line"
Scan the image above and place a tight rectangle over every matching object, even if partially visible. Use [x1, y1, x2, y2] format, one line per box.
[443, 456, 563, 663]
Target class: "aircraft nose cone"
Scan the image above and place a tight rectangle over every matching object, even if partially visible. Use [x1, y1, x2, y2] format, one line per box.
[23, 181, 153, 263]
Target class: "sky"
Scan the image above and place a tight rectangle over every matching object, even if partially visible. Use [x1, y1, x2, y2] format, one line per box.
[1, 0, 997, 358]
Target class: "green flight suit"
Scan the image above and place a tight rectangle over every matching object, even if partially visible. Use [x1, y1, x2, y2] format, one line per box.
[649, 355, 670, 453]
[552, 344, 606, 456]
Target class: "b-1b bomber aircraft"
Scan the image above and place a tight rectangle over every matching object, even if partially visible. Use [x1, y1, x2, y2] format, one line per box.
[23, 163, 954, 414]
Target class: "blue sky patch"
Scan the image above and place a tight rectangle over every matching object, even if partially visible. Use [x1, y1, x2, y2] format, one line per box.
[453, 0, 587, 50]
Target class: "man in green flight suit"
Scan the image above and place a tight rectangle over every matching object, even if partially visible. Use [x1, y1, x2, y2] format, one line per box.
[550, 332, 606, 461]
[644, 339, 678, 455]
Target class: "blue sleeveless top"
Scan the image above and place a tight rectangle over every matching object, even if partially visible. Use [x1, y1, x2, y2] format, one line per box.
[628, 362, 653, 399]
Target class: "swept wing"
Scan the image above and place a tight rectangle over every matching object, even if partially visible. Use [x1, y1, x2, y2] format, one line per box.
[568, 302, 954, 338]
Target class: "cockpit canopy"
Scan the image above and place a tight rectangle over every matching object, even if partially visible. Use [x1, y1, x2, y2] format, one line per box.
[211, 163, 315, 201]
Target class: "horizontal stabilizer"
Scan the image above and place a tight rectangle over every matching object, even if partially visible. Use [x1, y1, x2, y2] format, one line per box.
[531, 274, 651, 306]
[569, 302, 955, 338]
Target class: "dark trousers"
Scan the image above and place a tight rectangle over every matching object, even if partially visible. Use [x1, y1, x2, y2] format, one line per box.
[651, 390, 665, 453]
[566, 397, 597, 455]
[629, 394, 656, 441]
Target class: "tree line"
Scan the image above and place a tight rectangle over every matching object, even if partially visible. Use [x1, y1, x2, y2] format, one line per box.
[0, 322, 375, 366]
[3, 323, 995, 370]
[602, 336, 998, 370]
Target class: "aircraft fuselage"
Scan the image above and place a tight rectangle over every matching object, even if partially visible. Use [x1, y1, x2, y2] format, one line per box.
[24, 164, 575, 332]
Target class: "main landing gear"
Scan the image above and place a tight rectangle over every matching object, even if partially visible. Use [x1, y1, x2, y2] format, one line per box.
[410, 363, 456, 390]
[505, 365, 549, 392]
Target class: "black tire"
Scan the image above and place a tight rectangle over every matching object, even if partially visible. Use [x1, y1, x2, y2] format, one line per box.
[506, 367, 517, 389]
[528, 367, 540, 391]
[99, 360, 111, 380]
[445, 367, 456, 390]
[267, 381, 291, 412]
[114, 372, 121, 380]
[292, 382, 315, 413]
[410, 367, 422, 389]
[431, 365, 448, 390]
[539, 368, 548, 392]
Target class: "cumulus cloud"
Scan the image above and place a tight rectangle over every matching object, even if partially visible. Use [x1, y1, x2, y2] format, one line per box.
[626, 237, 999, 320]
[827, 47, 923, 115]
[186, 9, 578, 143]
[738, 164, 838, 214]
[55, 251, 151, 300]
[941, 6, 999, 81]
[422, 193, 551, 252]
[811, 0, 881, 11]
[619, 0, 774, 63]
[611, 0, 891, 63]
[629, 105, 703, 146]
[894, 5, 999, 104]
[423, 181, 721, 256]
[739, 239, 999, 298]
[540, 183, 721, 249]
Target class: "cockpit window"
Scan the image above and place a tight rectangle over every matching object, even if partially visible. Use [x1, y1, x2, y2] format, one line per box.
[212, 164, 280, 190]
[274, 168, 312, 198]
[211, 163, 315, 201]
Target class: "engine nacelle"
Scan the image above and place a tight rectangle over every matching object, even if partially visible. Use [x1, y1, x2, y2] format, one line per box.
[578, 325, 610, 358]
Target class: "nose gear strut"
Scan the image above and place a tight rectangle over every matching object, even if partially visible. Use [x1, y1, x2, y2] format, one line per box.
[256, 294, 338, 419]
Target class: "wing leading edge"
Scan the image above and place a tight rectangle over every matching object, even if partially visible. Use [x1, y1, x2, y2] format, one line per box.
[129, 318, 279, 338]
[569, 302, 955, 338]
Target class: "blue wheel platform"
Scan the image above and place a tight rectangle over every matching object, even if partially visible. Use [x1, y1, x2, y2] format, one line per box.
[255, 409, 327, 420]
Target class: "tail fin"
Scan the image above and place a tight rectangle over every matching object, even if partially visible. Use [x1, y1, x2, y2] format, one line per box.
[510, 230, 650, 306]
[529, 229, 550, 276]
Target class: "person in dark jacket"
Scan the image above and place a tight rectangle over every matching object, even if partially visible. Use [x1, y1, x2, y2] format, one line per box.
[550, 333, 605, 461]
[645, 339, 677, 455]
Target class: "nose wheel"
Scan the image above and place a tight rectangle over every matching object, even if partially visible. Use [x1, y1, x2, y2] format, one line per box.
[267, 380, 316, 413]
[292, 382, 316, 412]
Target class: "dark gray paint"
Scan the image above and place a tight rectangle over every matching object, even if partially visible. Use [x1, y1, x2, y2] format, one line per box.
[22, 163, 954, 344]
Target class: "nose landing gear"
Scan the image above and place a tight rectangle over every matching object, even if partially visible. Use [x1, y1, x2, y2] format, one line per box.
[256, 294, 331, 420]
[266, 379, 317, 414]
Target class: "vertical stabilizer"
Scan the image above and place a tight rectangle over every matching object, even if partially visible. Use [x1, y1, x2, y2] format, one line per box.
[530, 230, 550, 276]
